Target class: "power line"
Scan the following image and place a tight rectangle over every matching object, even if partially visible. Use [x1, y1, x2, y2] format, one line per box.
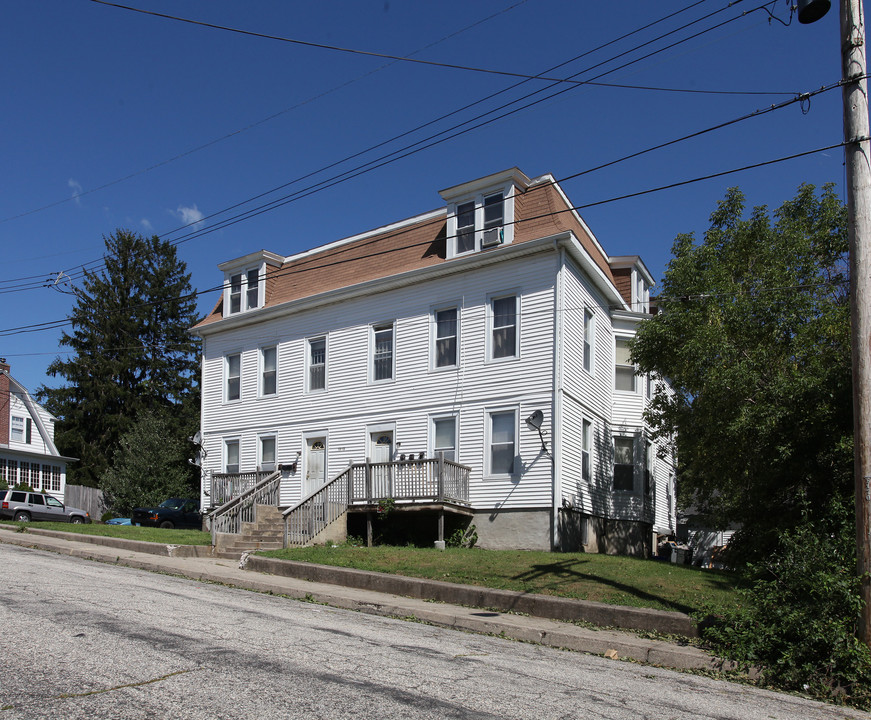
[0, 138, 850, 335]
[0, 0, 810, 296]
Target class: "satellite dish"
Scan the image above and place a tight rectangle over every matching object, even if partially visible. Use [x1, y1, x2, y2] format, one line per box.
[525, 409, 544, 432]
[190, 430, 203, 446]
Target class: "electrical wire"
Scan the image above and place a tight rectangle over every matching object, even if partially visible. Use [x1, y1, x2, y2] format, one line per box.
[0, 137, 851, 335]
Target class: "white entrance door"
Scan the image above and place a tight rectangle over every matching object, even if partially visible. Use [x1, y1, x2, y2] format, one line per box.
[369, 431, 394, 498]
[305, 437, 326, 496]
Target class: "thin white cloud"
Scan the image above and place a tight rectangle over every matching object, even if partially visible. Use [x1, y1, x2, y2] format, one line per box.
[175, 204, 205, 227]
[140, 218, 153, 232]
[68, 179, 83, 206]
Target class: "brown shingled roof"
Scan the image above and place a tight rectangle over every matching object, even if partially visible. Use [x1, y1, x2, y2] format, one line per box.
[194, 175, 614, 329]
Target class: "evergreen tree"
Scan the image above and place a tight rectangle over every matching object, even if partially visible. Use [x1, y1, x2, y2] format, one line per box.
[39, 230, 201, 487]
[631, 185, 852, 563]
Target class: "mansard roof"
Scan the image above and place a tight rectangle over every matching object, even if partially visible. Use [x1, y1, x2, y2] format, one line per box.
[194, 171, 622, 330]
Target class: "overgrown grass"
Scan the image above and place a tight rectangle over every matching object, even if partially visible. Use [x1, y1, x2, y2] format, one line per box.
[261, 545, 742, 616]
[0, 520, 211, 545]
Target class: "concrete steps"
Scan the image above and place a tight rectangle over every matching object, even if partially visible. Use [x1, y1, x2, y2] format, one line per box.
[214, 504, 286, 559]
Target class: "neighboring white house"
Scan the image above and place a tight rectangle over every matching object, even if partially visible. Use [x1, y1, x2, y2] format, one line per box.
[0, 360, 73, 501]
[192, 168, 676, 555]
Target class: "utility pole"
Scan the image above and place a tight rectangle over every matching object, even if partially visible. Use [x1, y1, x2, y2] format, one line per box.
[840, 0, 871, 647]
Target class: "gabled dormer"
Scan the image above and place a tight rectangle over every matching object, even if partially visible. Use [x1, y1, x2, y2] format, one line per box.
[439, 168, 531, 260]
[218, 250, 284, 319]
[610, 256, 654, 313]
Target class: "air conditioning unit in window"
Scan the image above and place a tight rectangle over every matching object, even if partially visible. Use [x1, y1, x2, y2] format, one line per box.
[481, 227, 503, 248]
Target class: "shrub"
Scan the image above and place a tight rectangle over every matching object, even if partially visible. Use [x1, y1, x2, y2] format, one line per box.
[701, 500, 871, 708]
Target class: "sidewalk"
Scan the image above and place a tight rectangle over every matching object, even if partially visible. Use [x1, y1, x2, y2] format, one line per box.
[0, 525, 726, 673]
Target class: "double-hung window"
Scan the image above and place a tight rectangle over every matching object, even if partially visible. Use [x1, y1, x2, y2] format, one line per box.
[259, 435, 276, 472]
[432, 416, 457, 462]
[583, 309, 594, 373]
[488, 410, 516, 476]
[227, 266, 262, 315]
[260, 346, 277, 396]
[613, 437, 634, 492]
[456, 201, 476, 255]
[225, 439, 240, 474]
[10, 416, 24, 443]
[226, 354, 241, 401]
[491, 295, 518, 360]
[372, 323, 394, 382]
[308, 337, 326, 392]
[614, 337, 636, 392]
[582, 419, 592, 483]
[434, 308, 458, 368]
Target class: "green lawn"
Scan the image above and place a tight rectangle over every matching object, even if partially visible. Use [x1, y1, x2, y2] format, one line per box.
[0, 520, 211, 545]
[261, 545, 742, 616]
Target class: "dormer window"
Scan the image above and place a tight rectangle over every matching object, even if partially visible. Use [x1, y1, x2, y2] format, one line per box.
[440, 168, 529, 261]
[219, 251, 283, 319]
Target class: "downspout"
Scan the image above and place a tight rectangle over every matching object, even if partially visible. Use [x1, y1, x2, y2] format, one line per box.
[551, 240, 565, 550]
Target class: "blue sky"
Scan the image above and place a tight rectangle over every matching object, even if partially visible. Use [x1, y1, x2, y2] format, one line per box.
[1, 0, 844, 393]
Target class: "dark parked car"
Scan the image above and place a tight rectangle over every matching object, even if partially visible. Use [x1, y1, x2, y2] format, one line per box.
[132, 498, 201, 530]
[0, 490, 91, 523]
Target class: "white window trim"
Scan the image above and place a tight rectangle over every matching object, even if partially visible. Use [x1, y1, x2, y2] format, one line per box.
[614, 335, 638, 394]
[583, 308, 595, 375]
[258, 433, 277, 472]
[224, 262, 264, 317]
[485, 406, 519, 478]
[225, 353, 242, 403]
[10, 416, 25, 443]
[631, 267, 650, 313]
[259, 345, 278, 398]
[306, 335, 328, 394]
[430, 304, 460, 371]
[429, 413, 459, 463]
[486, 292, 520, 362]
[581, 417, 593, 484]
[369, 321, 396, 384]
[612, 435, 636, 493]
[223, 437, 241, 474]
[445, 182, 516, 259]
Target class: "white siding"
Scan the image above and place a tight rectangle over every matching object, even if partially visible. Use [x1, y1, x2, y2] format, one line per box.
[201, 253, 558, 512]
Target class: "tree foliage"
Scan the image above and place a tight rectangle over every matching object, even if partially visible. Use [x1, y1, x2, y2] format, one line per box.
[38, 230, 201, 488]
[631, 185, 852, 562]
[100, 409, 198, 515]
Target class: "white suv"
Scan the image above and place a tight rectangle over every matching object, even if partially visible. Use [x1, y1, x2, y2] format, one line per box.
[0, 490, 91, 524]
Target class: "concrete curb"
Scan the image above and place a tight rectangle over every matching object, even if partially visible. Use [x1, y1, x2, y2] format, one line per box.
[3, 525, 214, 557]
[244, 555, 698, 637]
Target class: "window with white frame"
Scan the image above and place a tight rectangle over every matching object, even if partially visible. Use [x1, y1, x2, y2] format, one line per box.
[226, 354, 241, 401]
[635, 272, 650, 313]
[582, 418, 592, 483]
[432, 416, 457, 462]
[308, 337, 326, 391]
[225, 439, 240, 474]
[644, 440, 654, 494]
[456, 201, 476, 255]
[260, 346, 277, 396]
[433, 307, 458, 368]
[488, 410, 516, 475]
[1, 459, 18, 486]
[227, 266, 262, 315]
[10, 416, 24, 442]
[583, 309, 594, 373]
[372, 323, 394, 382]
[447, 189, 512, 257]
[490, 295, 518, 360]
[613, 437, 634, 492]
[259, 435, 276, 472]
[614, 337, 636, 392]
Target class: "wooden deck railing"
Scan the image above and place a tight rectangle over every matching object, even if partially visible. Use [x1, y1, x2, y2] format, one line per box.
[282, 456, 470, 547]
[210, 470, 273, 507]
[209, 470, 281, 545]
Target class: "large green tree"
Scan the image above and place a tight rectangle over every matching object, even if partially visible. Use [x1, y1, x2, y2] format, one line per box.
[631, 184, 852, 563]
[39, 230, 201, 488]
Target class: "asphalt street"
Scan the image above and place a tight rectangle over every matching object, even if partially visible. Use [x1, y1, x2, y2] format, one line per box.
[1, 543, 867, 720]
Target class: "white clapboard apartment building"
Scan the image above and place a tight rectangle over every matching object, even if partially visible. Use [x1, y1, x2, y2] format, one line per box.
[192, 168, 675, 555]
